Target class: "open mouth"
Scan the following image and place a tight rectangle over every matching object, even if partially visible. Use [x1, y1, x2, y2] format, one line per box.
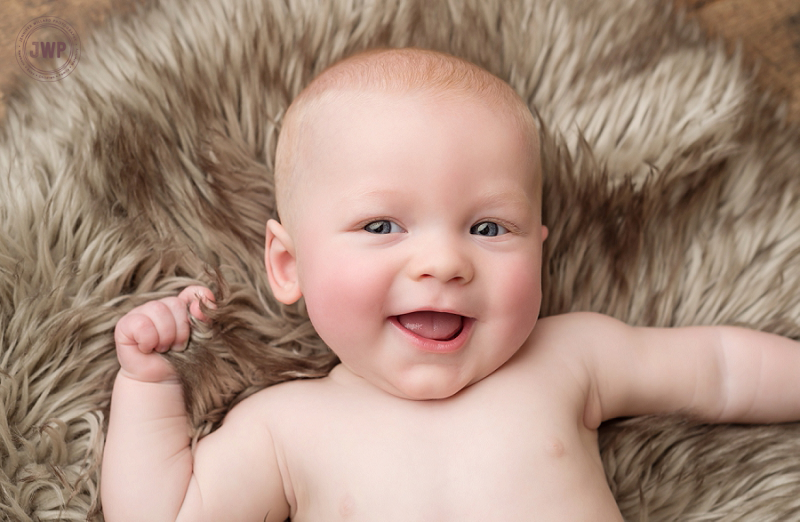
[393, 311, 466, 341]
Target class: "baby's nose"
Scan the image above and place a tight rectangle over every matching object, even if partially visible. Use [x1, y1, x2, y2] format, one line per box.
[406, 236, 474, 284]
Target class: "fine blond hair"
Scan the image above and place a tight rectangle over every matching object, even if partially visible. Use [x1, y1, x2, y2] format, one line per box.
[274, 48, 540, 228]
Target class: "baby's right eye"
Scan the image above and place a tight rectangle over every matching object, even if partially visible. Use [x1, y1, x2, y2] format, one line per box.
[364, 220, 403, 234]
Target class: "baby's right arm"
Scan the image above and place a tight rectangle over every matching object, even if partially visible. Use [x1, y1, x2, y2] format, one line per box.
[101, 287, 290, 522]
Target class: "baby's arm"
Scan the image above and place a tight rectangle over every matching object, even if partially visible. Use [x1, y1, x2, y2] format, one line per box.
[101, 287, 289, 522]
[568, 313, 800, 428]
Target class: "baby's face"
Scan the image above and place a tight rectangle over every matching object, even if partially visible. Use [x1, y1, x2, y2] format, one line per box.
[277, 91, 546, 400]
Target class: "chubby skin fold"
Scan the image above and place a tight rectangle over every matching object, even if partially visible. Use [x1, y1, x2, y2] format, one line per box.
[102, 49, 800, 522]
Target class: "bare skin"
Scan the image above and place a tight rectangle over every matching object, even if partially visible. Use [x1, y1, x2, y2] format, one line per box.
[104, 296, 800, 522]
[101, 50, 800, 522]
[251, 316, 621, 521]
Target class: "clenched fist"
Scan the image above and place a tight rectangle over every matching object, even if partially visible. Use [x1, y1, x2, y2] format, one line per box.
[114, 286, 215, 383]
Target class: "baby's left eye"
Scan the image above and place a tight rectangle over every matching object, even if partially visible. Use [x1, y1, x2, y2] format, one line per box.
[364, 219, 404, 234]
[470, 221, 508, 236]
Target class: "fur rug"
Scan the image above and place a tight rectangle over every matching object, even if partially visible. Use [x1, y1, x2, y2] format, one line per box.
[2, 0, 800, 519]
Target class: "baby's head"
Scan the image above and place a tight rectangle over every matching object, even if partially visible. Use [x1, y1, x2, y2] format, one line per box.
[266, 48, 548, 400]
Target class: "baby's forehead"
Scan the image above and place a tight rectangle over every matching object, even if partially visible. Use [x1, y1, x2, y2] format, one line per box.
[299, 85, 541, 169]
[301, 89, 541, 191]
[304, 87, 537, 148]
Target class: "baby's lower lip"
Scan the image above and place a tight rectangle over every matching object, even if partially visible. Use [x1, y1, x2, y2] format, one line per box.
[389, 316, 474, 354]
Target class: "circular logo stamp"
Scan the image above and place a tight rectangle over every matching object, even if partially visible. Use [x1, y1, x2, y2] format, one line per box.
[15, 16, 81, 82]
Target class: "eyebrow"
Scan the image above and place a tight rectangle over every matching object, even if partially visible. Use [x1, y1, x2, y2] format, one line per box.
[477, 191, 534, 212]
[350, 188, 407, 200]
[350, 188, 532, 204]
[344, 189, 535, 222]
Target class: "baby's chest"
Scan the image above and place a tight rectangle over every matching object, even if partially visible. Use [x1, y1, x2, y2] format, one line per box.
[279, 391, 617, 521]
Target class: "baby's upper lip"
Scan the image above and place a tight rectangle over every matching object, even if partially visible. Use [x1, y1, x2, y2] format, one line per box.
[392, 308, 473, 319]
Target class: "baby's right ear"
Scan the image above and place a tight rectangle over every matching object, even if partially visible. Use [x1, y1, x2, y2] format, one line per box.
[265, 219, 302, 304]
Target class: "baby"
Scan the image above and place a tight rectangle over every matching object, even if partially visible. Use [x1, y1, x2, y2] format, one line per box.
[101, 48, 800, 521]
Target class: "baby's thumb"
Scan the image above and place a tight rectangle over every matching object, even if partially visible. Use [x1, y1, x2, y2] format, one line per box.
[177, 285, 216, 322]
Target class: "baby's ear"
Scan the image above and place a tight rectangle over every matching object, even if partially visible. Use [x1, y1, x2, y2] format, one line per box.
[265, 219, 302, 304]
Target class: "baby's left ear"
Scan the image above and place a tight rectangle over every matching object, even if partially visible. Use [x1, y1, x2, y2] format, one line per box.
[541, 225, 549, 241]
[265, 219, 302, 304]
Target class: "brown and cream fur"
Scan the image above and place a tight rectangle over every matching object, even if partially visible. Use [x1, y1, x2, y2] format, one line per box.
[1, 0, 800, 519]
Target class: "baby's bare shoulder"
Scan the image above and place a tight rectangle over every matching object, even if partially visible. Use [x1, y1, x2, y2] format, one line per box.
[222, 374, 349, 435]
[511, 312, 634, 389]
[535, 311, 623, 335]
[229, 376, 328, 413]
[527, 312, 627, 358]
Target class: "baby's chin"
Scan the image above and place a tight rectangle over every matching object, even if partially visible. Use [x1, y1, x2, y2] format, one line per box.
[389, 384, 464, 401]
[371, 368, 481, 401]
[335, 356, 495, 400]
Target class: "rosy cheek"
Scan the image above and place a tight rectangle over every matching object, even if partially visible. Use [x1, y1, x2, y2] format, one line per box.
[501, 259, 542, 320]
[300, 249, 389, 346]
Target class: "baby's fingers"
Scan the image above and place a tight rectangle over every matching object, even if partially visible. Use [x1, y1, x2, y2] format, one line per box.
[157, 297, 195, 352]
[177, 285, 216, 322]
[125, 300, 182, 353]
[115, 310, 163, 355]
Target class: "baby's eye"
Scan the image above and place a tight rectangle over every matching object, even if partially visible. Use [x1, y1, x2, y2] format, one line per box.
[470, 221, 508, 237]
[364, 220, 403, 234]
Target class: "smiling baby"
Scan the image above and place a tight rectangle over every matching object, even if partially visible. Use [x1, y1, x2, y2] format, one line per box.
[101, 48, 800, 521]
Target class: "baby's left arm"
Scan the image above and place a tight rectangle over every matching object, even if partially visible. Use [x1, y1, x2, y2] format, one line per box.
[573, 313, 800, 428]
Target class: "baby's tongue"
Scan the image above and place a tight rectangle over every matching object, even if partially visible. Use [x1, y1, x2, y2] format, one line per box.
[397, 311, 463, 341]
